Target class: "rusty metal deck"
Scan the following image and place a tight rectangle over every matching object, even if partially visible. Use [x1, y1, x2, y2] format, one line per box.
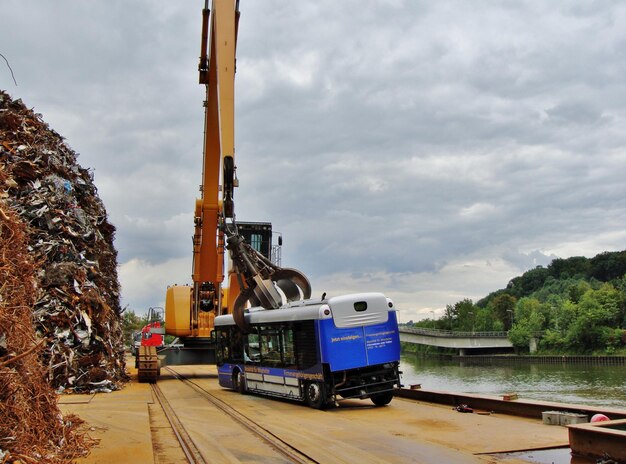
[56, 361, 626, 464]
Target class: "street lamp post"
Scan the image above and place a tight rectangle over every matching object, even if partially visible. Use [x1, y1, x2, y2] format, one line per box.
[506, 309, 514, 330]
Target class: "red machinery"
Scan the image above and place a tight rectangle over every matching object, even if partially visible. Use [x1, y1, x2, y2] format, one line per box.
[139, 309, 164, 349]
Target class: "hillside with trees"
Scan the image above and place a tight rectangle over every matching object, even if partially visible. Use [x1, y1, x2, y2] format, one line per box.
[411, 250, 626, 355]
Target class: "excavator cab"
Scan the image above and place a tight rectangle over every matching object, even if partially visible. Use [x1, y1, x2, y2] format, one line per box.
[237, 222, 274, 262]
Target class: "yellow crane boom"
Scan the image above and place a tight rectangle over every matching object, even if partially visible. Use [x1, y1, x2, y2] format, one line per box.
[165, 0, 311, 344]
[139, 0, 312, 382]
[192, 0, 239, 321]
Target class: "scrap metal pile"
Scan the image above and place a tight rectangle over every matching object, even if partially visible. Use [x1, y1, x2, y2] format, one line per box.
[0, 189, 96, 463]
[0, 90, 127, 392]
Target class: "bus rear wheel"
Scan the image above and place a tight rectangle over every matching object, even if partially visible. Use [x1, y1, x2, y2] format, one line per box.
[371, 391, 393, 406]
[305, 382, 326, 409]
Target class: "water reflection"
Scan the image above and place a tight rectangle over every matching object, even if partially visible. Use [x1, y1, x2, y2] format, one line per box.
[492, 447, 595, 464]
[400, 354, 626, 408]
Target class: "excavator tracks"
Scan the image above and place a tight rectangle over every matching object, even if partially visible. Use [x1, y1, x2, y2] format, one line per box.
[137, 345, 159, 383]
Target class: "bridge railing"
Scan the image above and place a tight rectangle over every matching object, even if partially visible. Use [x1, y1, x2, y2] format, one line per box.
[399, 327, 509, 338]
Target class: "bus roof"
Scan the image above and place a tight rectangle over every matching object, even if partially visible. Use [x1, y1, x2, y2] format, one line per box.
[214, 293, 392, 328]
[215, 301, 325, 327]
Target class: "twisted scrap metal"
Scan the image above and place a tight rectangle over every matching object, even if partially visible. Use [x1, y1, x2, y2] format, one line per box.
[0, 94, 100, 463]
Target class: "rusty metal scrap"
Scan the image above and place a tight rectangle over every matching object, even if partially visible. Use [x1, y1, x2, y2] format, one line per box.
[0, 175, 97, 463]
[0, 89, 127, 394]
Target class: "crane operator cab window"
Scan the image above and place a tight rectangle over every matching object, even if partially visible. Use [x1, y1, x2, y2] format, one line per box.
[249, 233, 263, 253]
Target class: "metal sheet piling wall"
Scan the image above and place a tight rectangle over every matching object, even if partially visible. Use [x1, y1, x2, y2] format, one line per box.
[394, 388, 626, 421]
[429, 354, 626, 365]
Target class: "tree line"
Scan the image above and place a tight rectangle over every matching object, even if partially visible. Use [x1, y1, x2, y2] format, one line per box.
[122, 309, 148, 346]
[409, 250, 626, 355]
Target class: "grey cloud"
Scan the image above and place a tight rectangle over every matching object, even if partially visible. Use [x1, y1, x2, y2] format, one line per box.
[545, 102, 607, 126]
[501, 250, 559, 271]
[3, 0, 626, 313]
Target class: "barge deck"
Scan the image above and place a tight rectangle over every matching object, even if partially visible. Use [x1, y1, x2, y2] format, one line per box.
[57, 362, 624, 463]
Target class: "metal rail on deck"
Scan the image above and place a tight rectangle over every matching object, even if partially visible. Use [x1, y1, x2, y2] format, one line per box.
[163, 367, 319, 464]
[151, 383, 207, 464]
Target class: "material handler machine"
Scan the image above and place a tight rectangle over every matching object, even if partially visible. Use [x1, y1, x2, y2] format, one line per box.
[137, 0, 311, 382]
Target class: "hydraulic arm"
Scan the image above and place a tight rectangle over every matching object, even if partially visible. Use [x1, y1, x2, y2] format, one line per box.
[226, 233, 311, 331]
[142, 0, 312, 382]
[188, 0, 310, 334]
[191, 0, 238, 322]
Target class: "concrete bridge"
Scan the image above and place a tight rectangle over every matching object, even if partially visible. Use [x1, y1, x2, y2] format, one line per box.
[399, 327, 520, 356]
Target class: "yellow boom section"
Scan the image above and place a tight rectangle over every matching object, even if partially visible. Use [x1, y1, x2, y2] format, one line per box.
[168, 1, 239, 339]
[166, 1, 310, 338]
[192, 0, 239, 315]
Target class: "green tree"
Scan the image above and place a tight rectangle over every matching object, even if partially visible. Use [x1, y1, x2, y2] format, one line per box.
[475, 307, 503, 331]
[561, 283, 624, 353]
[507, 266, 549, 298]
[589, 251, 626, 281]
[490, 294, 517, 330]
[509, 299, 545, 351]
[613, 275, 626, 327]
[515, 297, 541, 321]
[441, 299, 476, 331]
[508, 322, 531, 349]
[122, 309, 147, 347]
[578, 283, 622, 326]
[568, 280, 591, 304]
[539, 328, 566, 351]
[441, 304, 457, 330]
[557, 300, 579, 334]
[455, 299, 478, 331]
[548, 256, 590, 279]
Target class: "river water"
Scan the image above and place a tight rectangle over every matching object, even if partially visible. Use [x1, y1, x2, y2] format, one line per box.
[400, 354, 626, 409]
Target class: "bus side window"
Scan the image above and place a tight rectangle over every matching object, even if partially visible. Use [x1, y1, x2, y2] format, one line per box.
[246, 332, 260, 363]
[259, 326, 281, 366]
[216, 328, 230, 365]
[231, 330, 244, 363]
[282, 326, 296, 367]
[294, 321, 317, 369]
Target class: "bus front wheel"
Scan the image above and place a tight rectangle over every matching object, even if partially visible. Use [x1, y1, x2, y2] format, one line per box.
[371, 391, 393, 406]
[305, 382, 326, 409]
[233, 370, 246, 394]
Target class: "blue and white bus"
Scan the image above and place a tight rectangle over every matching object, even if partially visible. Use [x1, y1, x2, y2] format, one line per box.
[214, 292, 401, 409]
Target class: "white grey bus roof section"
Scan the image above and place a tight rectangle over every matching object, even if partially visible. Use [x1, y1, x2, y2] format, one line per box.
[214, 303, 325, 327]
[327, 293, 390, 328]
[214, 292, 392, 327]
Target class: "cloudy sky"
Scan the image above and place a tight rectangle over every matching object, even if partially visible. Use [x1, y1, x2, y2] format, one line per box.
[3, 1, 626, 322]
